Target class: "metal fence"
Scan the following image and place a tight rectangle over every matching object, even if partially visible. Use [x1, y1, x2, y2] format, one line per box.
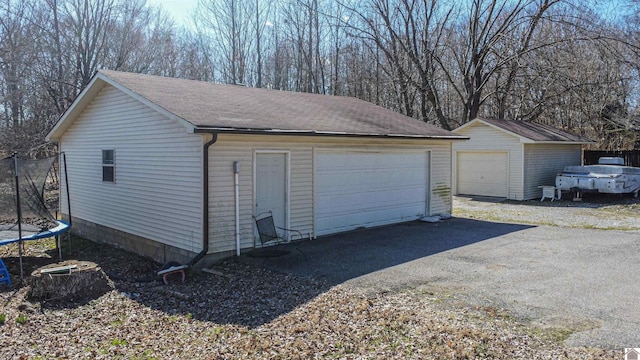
[583, 150, 640, 167]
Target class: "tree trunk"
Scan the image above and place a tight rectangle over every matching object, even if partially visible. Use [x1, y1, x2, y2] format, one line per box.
[27, 260, 114, 302]
[255, 0, 262, 88]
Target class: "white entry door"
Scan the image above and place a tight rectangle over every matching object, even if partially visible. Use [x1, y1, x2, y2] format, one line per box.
[255, 153, 287, 232]
[315, 151, 429, 236]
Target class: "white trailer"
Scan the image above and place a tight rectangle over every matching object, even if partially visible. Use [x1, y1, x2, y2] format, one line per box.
[556, 157, 640, 197]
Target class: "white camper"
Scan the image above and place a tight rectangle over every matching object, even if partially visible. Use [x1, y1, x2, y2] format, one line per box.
[556, 157, 640, 197]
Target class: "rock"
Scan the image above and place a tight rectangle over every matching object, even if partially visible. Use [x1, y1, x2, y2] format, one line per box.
[17, 302, 38, 313]
[439, 213, 452, 220]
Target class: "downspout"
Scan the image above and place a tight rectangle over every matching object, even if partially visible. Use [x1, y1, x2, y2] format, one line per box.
[62, 152, 72, 227]
[233, 161, 240, 256]
[188, 133, 218, 267]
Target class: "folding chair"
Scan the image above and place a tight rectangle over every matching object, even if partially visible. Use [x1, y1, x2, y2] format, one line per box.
[252, 211, 307, 260]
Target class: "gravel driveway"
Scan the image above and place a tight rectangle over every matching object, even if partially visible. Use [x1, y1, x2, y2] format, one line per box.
[247, 196, 640, 349]
[453, 194, 640, 230]
[1, 196, 637, 358]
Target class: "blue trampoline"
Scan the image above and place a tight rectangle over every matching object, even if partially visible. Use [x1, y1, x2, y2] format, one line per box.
[0, 153, 72, 282]
[0, 220, 70, 246]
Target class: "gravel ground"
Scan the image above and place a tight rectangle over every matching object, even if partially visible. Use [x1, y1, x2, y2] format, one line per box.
[0, 245, 616, 359]
[0, 194, 636, 359]
[453, 194, 640, 230]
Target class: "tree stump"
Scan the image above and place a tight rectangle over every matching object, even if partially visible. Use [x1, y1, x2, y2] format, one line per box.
[27, 260, 114, 302]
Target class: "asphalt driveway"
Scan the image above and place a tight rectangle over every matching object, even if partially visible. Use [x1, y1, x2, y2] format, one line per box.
[241, 217, 640, 349]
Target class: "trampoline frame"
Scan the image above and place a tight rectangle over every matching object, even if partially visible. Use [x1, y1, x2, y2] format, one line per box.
[0, 153, 72, 283]
[0, 220, 70, 246]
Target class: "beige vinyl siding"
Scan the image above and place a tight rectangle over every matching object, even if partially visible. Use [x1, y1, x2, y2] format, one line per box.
[290, 148, 314, 230]
[59, 85, 203, 252]
[208, 134, 452, 253]
[453, 122, 524, 200]
[430, 143, 453, 214]
[523, 144, 582, 200]
[208, 138, 313, 253]
[208, 143, 263, 253]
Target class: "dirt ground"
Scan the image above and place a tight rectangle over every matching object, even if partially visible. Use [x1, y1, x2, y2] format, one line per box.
[1, 194, 638, 358]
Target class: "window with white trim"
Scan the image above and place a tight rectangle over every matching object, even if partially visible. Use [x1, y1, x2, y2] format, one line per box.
[102, 149, 115, 182]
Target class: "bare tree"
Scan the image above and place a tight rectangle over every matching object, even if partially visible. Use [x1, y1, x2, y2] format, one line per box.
[345, 0, 453, 127]
[0, 0, 638, 156]
[62, 0, 116, 88]
[0, 0, 39, 128]
[196, 0, 253, 84]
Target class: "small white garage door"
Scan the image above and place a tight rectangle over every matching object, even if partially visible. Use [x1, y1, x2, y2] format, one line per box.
[315, 151, 429, 236]
[457, 151, 508, 197]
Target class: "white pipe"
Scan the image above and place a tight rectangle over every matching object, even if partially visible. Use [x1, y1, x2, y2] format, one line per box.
[233, 162, 240, 256]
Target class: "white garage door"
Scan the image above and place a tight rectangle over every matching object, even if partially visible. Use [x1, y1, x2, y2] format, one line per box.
[315, 151, 429, 236]
[457, 152, 508, 197]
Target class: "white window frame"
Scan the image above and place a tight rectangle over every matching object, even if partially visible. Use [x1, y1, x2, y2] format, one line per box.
[102, 149, 115, 182]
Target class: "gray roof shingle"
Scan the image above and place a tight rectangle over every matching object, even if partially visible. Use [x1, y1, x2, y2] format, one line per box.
[474, 117, 592, 143]
[99, 70, 463, 138]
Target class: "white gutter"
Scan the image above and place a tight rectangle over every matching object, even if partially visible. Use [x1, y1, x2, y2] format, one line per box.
[233, 161, 241, 256]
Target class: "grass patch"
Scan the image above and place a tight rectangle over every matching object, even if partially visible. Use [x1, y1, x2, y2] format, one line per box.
[111, 339, 128, 346]
[528, 326, 573, 344]
[476, 305, 517, 322]
[16, 315, 28, 324]
[454, 202, 640, 230]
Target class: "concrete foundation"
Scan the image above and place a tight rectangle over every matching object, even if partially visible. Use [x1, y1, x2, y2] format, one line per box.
[63, 216, 231, 270]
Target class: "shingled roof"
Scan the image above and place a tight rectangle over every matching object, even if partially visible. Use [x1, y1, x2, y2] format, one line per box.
[455, 117, 593, 143]
[49, 70, 464, 140]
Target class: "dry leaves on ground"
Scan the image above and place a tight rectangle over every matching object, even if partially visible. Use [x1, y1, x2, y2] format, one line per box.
[0, 236, 620, 359]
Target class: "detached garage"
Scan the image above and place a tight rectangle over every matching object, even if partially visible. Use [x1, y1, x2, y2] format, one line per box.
[47, 70, 466, 267]
[452, 118, 592, 200]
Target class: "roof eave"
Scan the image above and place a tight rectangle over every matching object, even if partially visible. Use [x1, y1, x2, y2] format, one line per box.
[194, 127, 469, 140]
[455, 118, 531, 143]
[451, 118, 481, 133]
[46, 75, 106, 142]
[46, 71, 196, 142]
[527, 140, 595, 145]
[100, 71, 196, 133]
[454, 118, 592, 144]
